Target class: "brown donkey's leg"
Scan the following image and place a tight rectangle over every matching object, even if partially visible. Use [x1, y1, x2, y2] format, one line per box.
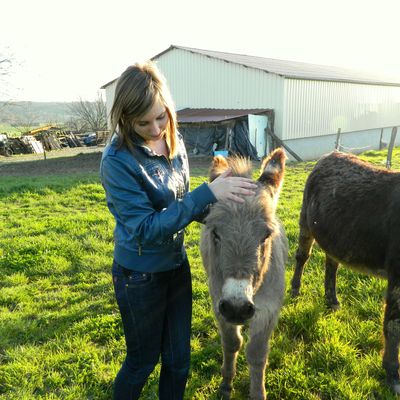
[218, 320, 243, 400]
[383, 270, 400, 394]
[291, 215, 315, 297]
[325, 255, 340, 309]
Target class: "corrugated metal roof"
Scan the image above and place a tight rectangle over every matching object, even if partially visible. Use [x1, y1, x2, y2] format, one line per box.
[101, 44, 400, 89]
[100, 78, 116, 89]
[177, 108, 270, 123]
[156, 45, 400, 87]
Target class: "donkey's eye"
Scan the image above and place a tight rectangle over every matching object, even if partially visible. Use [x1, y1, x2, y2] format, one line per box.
[260, 231, 271, 244]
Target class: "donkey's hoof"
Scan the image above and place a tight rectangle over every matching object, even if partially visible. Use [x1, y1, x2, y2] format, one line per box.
[250, 394, 266, 400]
[219, 382, 232, 399]
[387, 376, 400, 394]
[392, 383, 400, 394]
[326, 301, 340, 311]
[291, 287, 300, 297]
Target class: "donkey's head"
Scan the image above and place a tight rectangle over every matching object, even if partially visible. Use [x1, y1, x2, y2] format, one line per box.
[201, 148, 286, 325]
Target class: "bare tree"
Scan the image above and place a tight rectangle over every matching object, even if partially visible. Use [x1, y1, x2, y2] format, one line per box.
[0, 49, 14, 107]
[68, 93, 107, 132]
[14, 102, 39, 134]
[0, 57, 12, 76]
[66, 117, 86, 132]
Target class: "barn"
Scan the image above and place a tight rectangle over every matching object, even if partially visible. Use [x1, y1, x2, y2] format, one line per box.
[101, 45, 400, 161]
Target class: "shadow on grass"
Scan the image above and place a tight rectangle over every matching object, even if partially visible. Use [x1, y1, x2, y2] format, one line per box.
[0, 151, 102, 173]
[0, 172, 100, 199]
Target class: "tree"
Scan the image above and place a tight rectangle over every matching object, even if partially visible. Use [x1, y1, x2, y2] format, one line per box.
[68, 93, 107, 132]
[0, 48, 14, 106]
[0, 56, 12, 77]
[14, 102, 39, 133]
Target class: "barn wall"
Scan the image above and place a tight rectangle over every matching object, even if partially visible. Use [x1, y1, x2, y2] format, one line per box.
[282, 78, 400, 140]
[155, 48, 285, 137]
[155, 48, 284, 109]
[104, 81, 117, 127]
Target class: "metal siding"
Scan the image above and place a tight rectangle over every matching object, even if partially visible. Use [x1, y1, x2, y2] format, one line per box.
[282, 79, 400, 140]
[103, 49, 284, 135]
[104, 81, 117, 128]
[156, 48, 285, 110]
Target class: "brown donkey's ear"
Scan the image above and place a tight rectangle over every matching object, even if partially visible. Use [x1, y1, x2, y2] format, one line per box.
[258, 148, 286, 189]
[209, 155, 229, 182]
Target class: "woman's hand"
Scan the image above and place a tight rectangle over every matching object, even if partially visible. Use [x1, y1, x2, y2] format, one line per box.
[208, 169, 258, 203]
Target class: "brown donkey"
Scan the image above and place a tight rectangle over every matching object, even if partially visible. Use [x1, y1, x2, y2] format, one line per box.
[200, 148, 288, 400]
[291, 151, 400, 393]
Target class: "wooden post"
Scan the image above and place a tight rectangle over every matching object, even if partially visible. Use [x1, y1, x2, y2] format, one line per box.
[379, 128, 384, 150]
[254, 128, 258, 157]
[386, 127, 398, 169]
[224, 125, 230, 150]
[268, 131, 303, 161]
[264, 127, 269, 155]
[335, 128, 341, 151]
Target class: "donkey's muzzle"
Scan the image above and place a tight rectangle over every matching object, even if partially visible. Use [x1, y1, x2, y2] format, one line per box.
[219, 299, 255, 324]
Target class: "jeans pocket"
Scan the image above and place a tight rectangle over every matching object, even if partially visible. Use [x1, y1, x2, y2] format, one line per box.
[123, 268, 152, 287]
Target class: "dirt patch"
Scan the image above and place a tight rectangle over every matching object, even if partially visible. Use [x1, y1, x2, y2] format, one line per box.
[0, 147, 104, 177]
[0, 147, 212, 177]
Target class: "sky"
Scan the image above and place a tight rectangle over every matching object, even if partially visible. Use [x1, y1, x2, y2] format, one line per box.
[1, 0, 400, 102]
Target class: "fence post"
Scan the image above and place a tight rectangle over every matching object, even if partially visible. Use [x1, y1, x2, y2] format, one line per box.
[386, 126, 398, 169]
[335, 128, 341, 151]
[379, 128, 384, 150]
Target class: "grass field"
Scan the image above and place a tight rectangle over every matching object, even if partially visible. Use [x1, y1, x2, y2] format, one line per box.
[0, 148, 399, 399]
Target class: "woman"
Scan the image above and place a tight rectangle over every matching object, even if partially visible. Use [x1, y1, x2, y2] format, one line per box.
[100, 61, 257, 400]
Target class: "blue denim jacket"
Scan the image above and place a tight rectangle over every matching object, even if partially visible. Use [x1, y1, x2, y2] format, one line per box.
[100, 133, 216, 272]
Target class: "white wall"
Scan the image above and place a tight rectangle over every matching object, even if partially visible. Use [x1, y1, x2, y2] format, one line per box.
[282, 79, 400, 140]
[284, 126, 400, 161]
[104, 80, 117, 127]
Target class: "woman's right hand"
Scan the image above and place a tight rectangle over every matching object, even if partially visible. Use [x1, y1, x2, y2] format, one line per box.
[208, 169, 258, 203]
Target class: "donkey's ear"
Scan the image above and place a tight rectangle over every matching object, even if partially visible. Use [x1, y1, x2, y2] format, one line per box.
[209, 155, 229, 182]
[258, 148, 286, 189]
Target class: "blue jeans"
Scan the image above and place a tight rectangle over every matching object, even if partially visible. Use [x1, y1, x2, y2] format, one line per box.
[112, 259, 192, 400]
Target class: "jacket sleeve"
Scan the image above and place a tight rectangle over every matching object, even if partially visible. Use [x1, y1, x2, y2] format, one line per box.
[101, 155, 216, 245]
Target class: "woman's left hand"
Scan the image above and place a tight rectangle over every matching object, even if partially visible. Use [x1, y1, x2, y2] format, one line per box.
[208, 169, 258, 203]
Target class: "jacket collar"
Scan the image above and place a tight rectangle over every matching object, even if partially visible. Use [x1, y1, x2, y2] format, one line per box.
[111, 131, 159, 157]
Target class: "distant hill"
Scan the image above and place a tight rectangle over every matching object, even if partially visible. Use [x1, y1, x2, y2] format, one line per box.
[0, 101, 79, 127]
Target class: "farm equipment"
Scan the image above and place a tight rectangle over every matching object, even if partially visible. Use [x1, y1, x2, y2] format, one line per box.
[0, 134, 13, 156]
[83, 132, 97, 146]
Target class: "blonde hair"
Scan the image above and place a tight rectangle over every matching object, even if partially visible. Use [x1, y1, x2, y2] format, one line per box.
[110, 61, 178, 158]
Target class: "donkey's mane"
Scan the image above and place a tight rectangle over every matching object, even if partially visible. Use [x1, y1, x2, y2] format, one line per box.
[227, 156, 253, 178]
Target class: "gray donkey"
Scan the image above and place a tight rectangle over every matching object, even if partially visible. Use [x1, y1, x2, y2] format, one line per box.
[200, 148, 288, 400]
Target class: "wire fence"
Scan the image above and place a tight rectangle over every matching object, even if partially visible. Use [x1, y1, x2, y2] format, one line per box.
[335, 126, 398, 169]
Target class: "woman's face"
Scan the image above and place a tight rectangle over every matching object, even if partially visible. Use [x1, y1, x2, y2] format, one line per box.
[133, 97, 169, 142]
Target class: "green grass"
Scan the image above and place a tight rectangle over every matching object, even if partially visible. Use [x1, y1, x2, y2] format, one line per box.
[1, 148, 399, 399]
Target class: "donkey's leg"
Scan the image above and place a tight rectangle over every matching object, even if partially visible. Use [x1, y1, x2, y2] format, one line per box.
[246, 317, 277, 400]
[218, 320, 243, 399]
[383, 271, 400, 394]
[291, 215, 315, 297]
[325, 255, 340, 310]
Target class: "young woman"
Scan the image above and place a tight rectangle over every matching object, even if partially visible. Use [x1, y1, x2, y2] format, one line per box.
[100, 61, 257, 400]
